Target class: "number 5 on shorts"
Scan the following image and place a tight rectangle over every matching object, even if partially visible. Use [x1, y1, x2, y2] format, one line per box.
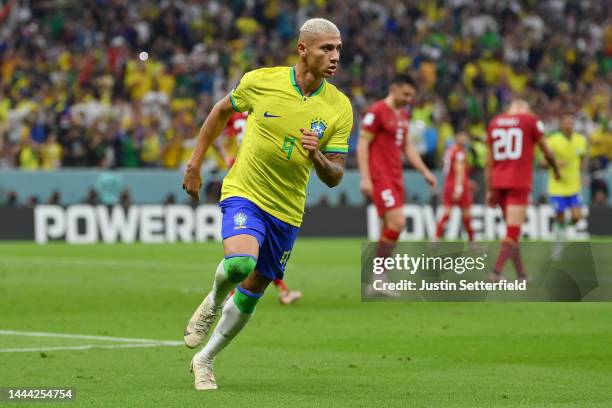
[381, 189, 396, 208]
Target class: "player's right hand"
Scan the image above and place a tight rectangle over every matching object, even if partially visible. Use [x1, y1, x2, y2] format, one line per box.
[182, 164, 203, 201]
[360, 178, 373, 198]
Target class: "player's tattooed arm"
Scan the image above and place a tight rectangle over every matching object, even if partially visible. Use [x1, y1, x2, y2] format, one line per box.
[300, 128, 345, 187]
[311, 150, 346, 187]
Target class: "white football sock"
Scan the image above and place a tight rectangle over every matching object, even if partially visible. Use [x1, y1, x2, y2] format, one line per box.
[209, 260, 236, 307]
[196, 294, 253, 365]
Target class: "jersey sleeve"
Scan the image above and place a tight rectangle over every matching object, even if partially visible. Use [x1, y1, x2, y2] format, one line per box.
[361, 104, 381, 135]
[229, 71, 257, 112]
[321, 98, 353, 154]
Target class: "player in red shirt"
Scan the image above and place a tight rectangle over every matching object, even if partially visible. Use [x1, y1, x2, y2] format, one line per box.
[220, 112, 303, 305]
[486, 99, 560, 282]
[357, 75, 437, 290]
[435, 130, 474, 241]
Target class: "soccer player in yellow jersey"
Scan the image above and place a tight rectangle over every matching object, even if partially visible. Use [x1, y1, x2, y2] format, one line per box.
[181, 18, 352, 390]
[546, 113, 587, 255]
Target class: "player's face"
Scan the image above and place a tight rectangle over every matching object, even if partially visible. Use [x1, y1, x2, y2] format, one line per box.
[560, 115, 574, 134]
[304, 33, 342, 78]
[391, 83, 416, 107]
[456, 131, 469, 145]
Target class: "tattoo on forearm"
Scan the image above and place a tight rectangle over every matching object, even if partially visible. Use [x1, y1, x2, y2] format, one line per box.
[323, 153, 343, 172]
[312, 151, 345, 186]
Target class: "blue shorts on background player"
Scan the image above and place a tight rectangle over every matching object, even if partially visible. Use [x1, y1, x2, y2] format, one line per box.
[550, 194, 581, 215]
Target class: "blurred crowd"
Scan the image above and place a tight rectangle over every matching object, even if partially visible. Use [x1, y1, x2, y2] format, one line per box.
[0, 0, 610, 186]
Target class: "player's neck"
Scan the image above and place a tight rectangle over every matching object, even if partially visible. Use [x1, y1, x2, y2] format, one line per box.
[293, 63, 324, 97]
[383, 95, 400, 111]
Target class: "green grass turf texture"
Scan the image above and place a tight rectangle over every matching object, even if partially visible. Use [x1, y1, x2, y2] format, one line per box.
[1, 239, 611, 408]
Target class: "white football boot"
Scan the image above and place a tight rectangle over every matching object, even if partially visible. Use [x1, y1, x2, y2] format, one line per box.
[190, 357, 217, 390]
[184, 294, 221, 348]
[279, 290, 302, 305]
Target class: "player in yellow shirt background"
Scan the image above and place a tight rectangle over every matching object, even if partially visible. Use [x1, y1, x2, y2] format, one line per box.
[181, 18, 352, 390]
[546, 113, 587, 256]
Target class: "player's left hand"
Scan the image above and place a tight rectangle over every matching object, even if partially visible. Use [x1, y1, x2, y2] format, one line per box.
[300, 128, 319, 156]
[424, 171, 438, 189]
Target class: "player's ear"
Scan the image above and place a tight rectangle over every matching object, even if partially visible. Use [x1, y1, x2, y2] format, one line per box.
[297, 41, 307, 57]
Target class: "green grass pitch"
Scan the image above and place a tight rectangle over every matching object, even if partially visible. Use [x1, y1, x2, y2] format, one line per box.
[1, 239, 611, 407]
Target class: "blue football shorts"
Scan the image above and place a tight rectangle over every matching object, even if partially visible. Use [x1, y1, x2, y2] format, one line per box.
[550, 194, 581, 214]
[219, 196, 299, 280]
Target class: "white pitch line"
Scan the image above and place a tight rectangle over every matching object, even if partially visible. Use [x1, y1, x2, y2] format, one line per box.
[0, 330, 181, 345]
[0, 256, 215, 271]
[0, 342, 183, 353]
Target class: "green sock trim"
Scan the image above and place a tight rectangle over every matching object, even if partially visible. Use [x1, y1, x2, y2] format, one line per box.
[233, 288, 261, 313]
[223, 256, 257, 283]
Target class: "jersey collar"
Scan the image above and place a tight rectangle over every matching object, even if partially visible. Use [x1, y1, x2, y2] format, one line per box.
[290, 66, 325, 98]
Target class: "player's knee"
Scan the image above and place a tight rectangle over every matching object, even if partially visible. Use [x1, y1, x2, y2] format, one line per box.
[224, 255, 257, 283]
[570, 209, 582, 224]
[386, 214, 406, 232]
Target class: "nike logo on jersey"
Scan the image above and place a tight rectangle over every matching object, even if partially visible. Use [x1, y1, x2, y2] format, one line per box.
[264, 111, 281, 118]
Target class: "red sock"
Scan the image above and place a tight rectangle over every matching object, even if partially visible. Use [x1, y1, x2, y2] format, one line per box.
[435, 213, 450, 239]
[494, 240, 514, 272]
[374, 228, 400, 280]
[507, 225, 520, 242]
[510, 244, 525, 277]
[376, 228, 400, 257]
[506, 226, 524, 276]
[494, 226, 522, 275]
[463, 216, 474, 241]
[273, 279, 288, 292]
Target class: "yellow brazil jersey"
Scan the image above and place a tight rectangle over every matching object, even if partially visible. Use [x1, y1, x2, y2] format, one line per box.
[547, 132, 587, 196]
[223, 66, 353, 226]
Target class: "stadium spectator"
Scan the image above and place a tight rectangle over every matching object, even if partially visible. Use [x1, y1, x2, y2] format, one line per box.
[592, 189, 610, 207]
[83, 188, 99, 206]
[47, 190, 61, 205]
[26, 195, 38, 207]
[40, 133, 62, 169]
[0, 0, 609, 206]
